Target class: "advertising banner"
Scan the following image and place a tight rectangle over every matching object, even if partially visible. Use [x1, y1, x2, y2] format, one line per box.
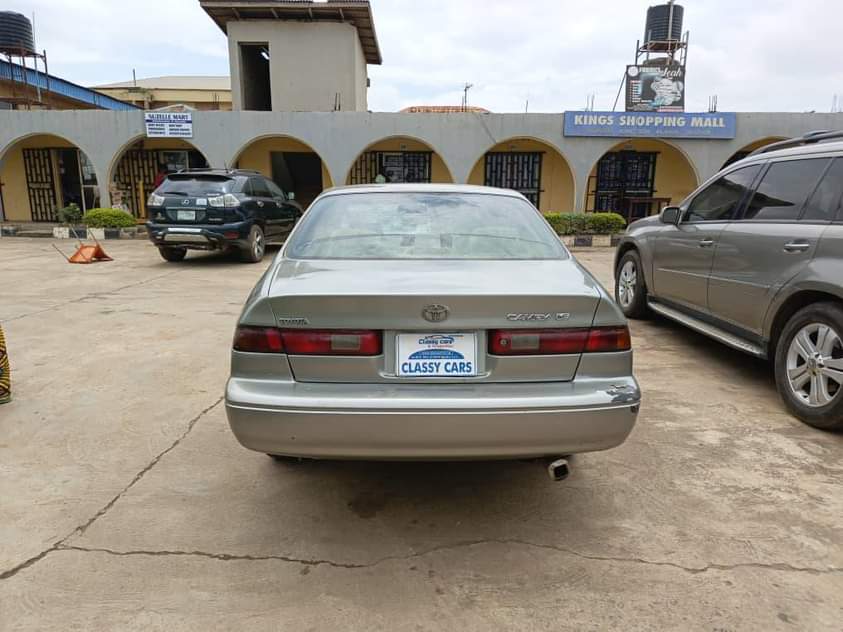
[563, 111, 737, 139]
[626, 64, 685, 112]
[145, 112, 193, 138]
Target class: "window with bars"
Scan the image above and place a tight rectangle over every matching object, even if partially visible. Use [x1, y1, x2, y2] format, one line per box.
[484, 152, 543, 208]
[348, 151, 432, 185]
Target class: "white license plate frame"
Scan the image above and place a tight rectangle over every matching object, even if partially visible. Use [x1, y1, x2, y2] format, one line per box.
[396, 333, 477, 378]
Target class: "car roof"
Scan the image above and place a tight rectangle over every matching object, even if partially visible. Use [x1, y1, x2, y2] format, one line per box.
[737, 139, 843, 167]
[319, 183, 528, 198]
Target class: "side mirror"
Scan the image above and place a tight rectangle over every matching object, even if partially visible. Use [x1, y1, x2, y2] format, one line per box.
[287, 192, 296, 201]
[661, 206, 682, 225]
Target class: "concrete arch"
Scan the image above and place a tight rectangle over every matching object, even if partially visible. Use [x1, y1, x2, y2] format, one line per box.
[230, 134, 334, 208]
[583, 138, 700, 220]
[722, 136, 787, 169]
[467, 136, 577, 213]
[106, 134, 212, 218]
[343, 135, 456, 186]
[0, 133, 104, 223]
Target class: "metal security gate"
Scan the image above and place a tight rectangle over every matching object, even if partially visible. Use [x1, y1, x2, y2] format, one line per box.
[23, 148, 58, 222]
[113, 150, 159, 218]
[348, 151, 432, 184]
[589, 151, 658, 220]
[484, 152, 543, 207]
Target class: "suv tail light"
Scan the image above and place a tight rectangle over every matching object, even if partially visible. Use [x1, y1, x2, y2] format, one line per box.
[489, 326, 630, 356]
[208, 193, 240, 208]
[233, 327, 382, 356]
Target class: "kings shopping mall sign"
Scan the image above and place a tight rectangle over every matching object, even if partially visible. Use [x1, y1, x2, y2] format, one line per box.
[564, 111, 736, 139]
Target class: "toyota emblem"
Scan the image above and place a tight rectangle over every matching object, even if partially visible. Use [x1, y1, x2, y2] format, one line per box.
[422, 304, 449, 323]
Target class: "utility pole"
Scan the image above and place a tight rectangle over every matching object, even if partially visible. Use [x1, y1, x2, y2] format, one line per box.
[461, 83, 473, 111]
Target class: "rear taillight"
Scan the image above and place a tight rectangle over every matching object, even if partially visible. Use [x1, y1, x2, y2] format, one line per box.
[281, 330, 382, 356]
[489, 326, 631, 355]
[233, 326, 284, 353]
[232, 327, 382, 356]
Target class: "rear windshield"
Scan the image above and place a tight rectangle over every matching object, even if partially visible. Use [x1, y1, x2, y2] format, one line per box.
[286, 192, 567, 260]
[158, 175, 236, 196]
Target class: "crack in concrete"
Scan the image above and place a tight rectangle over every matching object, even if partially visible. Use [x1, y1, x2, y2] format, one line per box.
[39, 538, 843, 578]
[1, 270, 182, 324]
[0, 396, 223, 581]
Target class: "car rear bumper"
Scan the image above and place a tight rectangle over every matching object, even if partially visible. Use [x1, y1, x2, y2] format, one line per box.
[225, 377, 641, 460]
[146, 221, 251, 250]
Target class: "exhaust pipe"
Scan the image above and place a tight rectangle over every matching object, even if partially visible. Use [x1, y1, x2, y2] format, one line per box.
[546, 457, 570, 482]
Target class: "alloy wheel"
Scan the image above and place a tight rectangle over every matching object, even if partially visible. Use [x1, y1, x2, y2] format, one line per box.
[253, 230, 265, 259]
[787, 323, 843, 407]
[618, 261, 637, 309]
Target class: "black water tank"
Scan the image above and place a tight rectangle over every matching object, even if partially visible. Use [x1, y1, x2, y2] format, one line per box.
[644, 3, 684, 43]
[0, 11, 36, 55]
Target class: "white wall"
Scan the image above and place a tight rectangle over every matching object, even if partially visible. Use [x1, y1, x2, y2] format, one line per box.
[228, 21, 367, 112]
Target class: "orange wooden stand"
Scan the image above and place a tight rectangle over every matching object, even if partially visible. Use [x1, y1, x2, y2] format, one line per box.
[67, 243, 113, 264]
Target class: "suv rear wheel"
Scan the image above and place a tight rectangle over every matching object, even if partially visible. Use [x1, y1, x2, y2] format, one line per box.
[240, 225, 266, 263]
[614, 250, 649, 318]
[775, 302, 843, 431]
[158, 247, 187, 262]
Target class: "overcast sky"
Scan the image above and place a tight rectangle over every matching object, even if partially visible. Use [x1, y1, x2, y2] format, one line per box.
[6, 0, 843, 113]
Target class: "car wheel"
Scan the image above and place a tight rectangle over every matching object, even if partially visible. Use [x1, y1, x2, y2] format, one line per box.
[615, 250, 649, 318]
[241, 225, 266, 263]
[775, 302, 843, 431]
[158, 247, 187, 262]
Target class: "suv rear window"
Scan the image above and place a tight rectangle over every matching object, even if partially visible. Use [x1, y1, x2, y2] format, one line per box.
[802, 158, 843, 222]
[743, 158, 828, 221]
[158, 175, 236, 196]
[286, 192, 567, 260]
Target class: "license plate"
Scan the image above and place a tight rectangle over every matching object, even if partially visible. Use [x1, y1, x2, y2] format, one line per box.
[177, 210, 196, 221]
[397, 333, 477, 377]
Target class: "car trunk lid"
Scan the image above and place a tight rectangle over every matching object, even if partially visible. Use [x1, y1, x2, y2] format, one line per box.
[265, 259, 603, 384]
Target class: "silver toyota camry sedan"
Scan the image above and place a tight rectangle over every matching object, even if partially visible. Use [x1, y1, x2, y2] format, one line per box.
[225, 184, 640, 475]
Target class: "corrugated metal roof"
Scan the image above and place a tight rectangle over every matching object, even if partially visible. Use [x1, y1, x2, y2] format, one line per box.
[401, 106, 491, 114]
[95, 75, 231, 91]
[0, 60, 140, 111]
[199, 0, 382, 65]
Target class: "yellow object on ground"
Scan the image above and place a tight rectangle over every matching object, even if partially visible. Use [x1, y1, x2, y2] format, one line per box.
[0, 324, 10, 404]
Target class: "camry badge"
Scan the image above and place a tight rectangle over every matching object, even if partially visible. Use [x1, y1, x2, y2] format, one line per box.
[422, 304, 450, 323]
[507, 313, 571, 322]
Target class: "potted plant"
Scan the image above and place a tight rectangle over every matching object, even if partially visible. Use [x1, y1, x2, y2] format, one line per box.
[53, 203, 87, 239]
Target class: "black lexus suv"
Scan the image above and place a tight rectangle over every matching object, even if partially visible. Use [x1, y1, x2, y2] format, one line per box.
[146, 169, 303, 263]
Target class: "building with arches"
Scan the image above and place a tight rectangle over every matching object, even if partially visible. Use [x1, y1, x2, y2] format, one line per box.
[1, 0, 842, 223]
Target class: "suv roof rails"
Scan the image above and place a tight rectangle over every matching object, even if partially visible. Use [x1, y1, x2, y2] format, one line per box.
[748, 130, 843, 157]
[174, 168, 262, 176]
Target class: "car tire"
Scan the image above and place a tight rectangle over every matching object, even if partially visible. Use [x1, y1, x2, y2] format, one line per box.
[158, 247, 187, 262]
[774, 302, 843, 431]
[615, 250, 649, 318]
[240, 225, 266, 263]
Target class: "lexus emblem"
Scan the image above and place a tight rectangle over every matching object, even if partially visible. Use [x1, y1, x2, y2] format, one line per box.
[182, 199, 191, 206]
[422, 304, 449, 323]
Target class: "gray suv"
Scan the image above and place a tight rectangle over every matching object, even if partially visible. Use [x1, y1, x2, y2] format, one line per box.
[615, 131, 843, 430]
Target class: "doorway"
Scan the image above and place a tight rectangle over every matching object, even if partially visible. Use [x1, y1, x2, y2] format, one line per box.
[271, 152, 324, 208]
[589, 151, 658, 221]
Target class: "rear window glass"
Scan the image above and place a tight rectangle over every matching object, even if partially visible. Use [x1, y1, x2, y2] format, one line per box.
[802, 158, 843, 222]
[743, 159, 828, 221]
[158, 175, 236, 196]
[286, 192, 567, 260]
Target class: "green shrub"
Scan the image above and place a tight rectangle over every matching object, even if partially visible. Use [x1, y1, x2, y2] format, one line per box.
[544, 212, 626, 235]
[587, 212, 627, 235]
[82, 208, 137, 229]
[57, 203, 82, 225]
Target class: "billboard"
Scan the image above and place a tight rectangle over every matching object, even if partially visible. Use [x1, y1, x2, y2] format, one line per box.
[626, 64, 685, 112]
[563, 111, 736, 139]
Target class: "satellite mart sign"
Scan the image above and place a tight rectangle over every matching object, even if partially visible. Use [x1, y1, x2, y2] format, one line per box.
[145, 112, 193, 138]
[563, 111, 736, 140]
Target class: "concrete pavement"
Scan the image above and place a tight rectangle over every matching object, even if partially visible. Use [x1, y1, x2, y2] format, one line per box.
[0, 239, 841, 631]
